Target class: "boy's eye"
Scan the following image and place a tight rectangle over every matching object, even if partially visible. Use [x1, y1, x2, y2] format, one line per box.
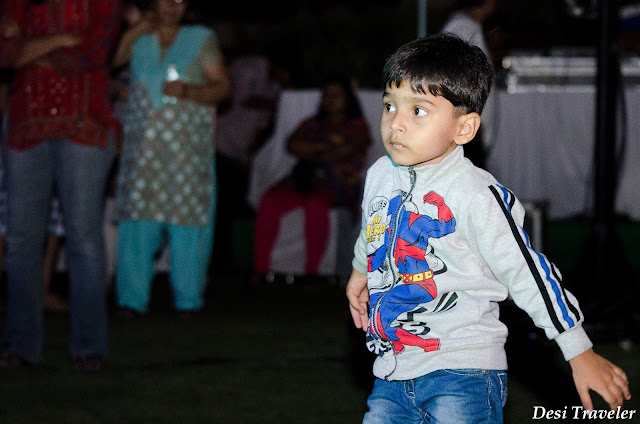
[414, 107, 427, 116]
[384, 103, 396, 113]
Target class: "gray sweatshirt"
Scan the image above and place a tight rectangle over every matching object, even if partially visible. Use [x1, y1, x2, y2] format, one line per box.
[352, 146, 592, 381]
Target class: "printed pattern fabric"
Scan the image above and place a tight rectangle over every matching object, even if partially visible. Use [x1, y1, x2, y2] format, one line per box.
[1, 0, 122, 150]
[116, 80, 213, 226]
[365, 173, 456, 360]
[353, 148, 590, 381]
[116, 26, 218, 226]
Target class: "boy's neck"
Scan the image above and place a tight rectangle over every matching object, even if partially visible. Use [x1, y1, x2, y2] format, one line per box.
[409, 144, 460, 168]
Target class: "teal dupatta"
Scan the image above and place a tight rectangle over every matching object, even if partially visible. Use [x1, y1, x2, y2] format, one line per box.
[131, 25, 211, 110]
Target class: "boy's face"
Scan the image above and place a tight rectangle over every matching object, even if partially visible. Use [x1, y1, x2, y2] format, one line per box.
[381, 81, 470, 167]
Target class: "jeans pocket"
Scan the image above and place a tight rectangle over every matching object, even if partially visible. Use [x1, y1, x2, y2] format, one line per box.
[441, 368, 488, 376]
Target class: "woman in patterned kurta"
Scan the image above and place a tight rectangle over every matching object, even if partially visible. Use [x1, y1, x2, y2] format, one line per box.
[114, 0, 230, 315]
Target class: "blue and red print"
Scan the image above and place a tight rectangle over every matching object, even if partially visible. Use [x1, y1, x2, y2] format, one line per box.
[367, 191, 455, 355]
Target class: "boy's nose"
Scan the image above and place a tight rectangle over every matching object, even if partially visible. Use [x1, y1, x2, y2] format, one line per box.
[389, 117, 406, 134]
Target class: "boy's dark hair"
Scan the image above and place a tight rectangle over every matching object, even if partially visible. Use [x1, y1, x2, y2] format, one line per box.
[383, 33, 495, 115]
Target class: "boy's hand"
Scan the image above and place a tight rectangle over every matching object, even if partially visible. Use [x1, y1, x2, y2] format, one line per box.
[569, 348, 631, 411]
[346, 269, 369, 331]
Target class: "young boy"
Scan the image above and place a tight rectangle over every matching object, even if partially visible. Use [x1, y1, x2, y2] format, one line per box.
[346, 34, 630, 423]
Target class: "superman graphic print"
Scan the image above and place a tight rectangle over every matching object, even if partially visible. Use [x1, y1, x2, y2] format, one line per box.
[365, 189, 457, 357]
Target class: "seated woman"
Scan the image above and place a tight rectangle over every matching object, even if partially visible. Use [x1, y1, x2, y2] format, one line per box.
[253, 75, 371, 278]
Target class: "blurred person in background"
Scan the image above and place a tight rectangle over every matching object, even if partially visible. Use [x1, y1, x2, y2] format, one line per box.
[113, 0, 231, 318]
[0, 25, 66, 314]
[620, 0, 640, 53]
[441, 0, 497, 169]
[0, 30, 67, 313]
[0, 0, 122, 371]
[213, 53, 290, 272]
[253, 75, 371, 281]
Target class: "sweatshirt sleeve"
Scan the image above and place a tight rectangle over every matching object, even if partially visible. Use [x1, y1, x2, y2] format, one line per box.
[467, 184, 592, 360]
[352, 165, 373, 275]
[352, 210, 369, 275]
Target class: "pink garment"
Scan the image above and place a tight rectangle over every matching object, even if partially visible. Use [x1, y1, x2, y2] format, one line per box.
[253, 182, 331, 274]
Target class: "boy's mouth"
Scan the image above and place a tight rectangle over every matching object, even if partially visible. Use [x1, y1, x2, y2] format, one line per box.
[388, 139, 406, 150]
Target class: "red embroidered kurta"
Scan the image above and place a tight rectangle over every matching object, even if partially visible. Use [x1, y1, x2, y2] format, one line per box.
[0, 0, 122, 150]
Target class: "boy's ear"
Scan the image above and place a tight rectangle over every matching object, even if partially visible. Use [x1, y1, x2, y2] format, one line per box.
[454, 112, 481, 146]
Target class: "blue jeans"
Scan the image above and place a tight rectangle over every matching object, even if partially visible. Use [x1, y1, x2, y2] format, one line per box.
[3, 138, 115, 362]
[363, 369, 508, 424]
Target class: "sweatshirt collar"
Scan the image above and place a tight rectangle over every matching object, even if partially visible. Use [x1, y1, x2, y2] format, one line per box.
[390, 145, 465, 179]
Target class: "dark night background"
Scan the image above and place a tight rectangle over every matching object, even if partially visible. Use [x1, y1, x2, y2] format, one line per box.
[173, 0, 604, 87]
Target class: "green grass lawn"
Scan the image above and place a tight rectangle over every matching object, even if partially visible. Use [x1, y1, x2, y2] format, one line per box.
[0, 219, 638, 423]
[1, 283, 372, 424]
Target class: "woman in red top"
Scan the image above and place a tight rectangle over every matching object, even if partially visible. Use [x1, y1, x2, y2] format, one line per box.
[0, 0, 122, 371]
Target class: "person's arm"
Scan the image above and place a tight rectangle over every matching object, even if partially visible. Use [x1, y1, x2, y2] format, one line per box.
[1, 33, 81, 69]
[0, 15, 19, 38]
[0, 1, 25, 67]
[164, 62, 231, 105]
[346, 269, 369, 331]
[326, 119, 372, 162]
[346, 178, 372, 330]
[163, 31, 231, 105]
[468, 185, 630, 410]
[0, 15, 81, 69]
[14, 34, 82, 68]
[569, 348, 631, 411]
[288, 118, 372, 162]
[112, 18, 153, 69]
[319, 131, 371, 162]
[48, 0, 123, 73]
[286, 119, 332, 160]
